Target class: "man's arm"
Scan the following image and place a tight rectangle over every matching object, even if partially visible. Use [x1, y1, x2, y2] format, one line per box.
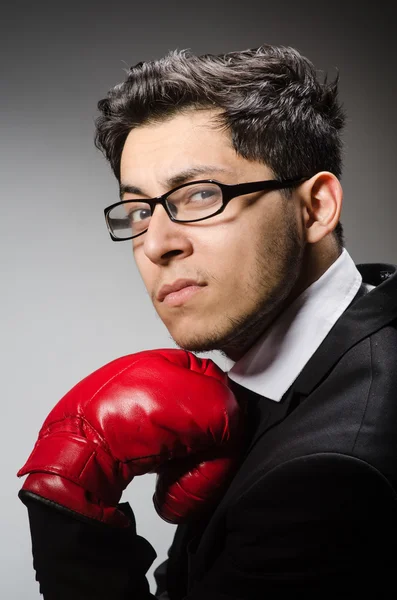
[24, 452, 397, 599]
[154, 559, 170, 599]
[184, 452, 397, 598]
[23, 498, 157, 599]
[17, 349, 242, 599]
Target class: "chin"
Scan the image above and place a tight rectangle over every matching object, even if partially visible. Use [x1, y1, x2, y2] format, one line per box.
[171, 336, 216, 354]
[169, 328, 221, 354]
[169, 317, 240, 354]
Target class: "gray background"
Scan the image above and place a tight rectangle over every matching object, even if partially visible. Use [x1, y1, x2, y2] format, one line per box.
[1, 1, 396, 597]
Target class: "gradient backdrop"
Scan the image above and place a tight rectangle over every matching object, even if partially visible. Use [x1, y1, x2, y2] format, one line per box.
[1, 1, 396, 597]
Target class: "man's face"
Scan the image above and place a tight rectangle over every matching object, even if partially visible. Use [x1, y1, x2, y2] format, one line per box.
[120, 109, 305, 359]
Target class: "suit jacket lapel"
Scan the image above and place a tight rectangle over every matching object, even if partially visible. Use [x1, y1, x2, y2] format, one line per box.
[294, 264, 397, 397]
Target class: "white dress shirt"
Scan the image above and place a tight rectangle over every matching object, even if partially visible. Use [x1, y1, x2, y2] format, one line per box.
[228, 249, 367, 401]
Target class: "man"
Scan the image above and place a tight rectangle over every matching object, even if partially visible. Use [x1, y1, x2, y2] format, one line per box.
[18, 45, 397, 598]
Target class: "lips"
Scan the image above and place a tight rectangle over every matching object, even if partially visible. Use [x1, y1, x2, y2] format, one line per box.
[157, 279, 205, 302]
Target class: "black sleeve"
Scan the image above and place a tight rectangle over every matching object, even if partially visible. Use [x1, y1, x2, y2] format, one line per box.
[23, 497, 157, 600]
[184, 453, 397, 599]
[154, 559, 170, 599]
[23, 454, 397, 599]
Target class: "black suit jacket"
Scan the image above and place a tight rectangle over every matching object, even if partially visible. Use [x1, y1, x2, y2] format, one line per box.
[24, 262, 397, 599]
[156, 262, 397, 598]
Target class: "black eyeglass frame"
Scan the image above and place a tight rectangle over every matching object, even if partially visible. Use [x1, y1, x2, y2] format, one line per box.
[104, 176, 310, 241]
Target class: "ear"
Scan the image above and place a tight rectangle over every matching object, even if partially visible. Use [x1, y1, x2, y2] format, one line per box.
[299, 172, 343, 244]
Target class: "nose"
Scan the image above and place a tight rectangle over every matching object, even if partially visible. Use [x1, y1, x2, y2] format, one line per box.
[141, 204, 193, 265]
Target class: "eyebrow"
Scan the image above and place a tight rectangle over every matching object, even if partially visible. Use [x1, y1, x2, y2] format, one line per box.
[119, 165, 235, 198]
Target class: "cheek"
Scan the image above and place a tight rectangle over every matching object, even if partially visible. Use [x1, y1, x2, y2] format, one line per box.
[215, 214, 285, 282]
[201, 228, 254, 288]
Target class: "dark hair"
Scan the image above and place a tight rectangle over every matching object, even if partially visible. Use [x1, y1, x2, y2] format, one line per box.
[95, 45, 345, 246]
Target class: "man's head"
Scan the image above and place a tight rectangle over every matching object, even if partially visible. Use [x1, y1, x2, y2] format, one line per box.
[95, 45, 345, 359]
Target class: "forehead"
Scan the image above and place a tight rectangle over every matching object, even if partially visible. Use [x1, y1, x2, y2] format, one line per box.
[120, 109, 271, 190]
[121, 109, 229, 167]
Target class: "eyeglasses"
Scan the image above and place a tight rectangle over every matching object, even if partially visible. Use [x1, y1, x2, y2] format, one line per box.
[104, 177, 309, 241]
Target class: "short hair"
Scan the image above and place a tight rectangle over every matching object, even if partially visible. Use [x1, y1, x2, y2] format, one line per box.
[95, 45, 345, 246]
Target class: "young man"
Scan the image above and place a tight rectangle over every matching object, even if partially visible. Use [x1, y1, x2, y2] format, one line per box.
[18, 45, 397, 598]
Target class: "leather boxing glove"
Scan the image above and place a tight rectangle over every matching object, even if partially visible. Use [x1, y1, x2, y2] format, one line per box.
[17, 349, 243, 527]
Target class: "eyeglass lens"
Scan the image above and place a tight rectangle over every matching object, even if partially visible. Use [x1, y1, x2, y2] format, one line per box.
[107, 182, 223, 239]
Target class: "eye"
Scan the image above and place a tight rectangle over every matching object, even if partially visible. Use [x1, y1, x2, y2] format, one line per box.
[188, 188, 219, 202]
[129, 207, 151, 223]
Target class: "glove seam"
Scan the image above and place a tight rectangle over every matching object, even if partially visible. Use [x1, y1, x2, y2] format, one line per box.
[39, 417, 114, 458]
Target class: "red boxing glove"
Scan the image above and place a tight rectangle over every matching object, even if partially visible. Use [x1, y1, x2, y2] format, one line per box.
[17, 349, 243, 527]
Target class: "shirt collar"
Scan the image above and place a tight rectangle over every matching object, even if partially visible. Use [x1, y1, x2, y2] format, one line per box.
[227, 249, 363, 401]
